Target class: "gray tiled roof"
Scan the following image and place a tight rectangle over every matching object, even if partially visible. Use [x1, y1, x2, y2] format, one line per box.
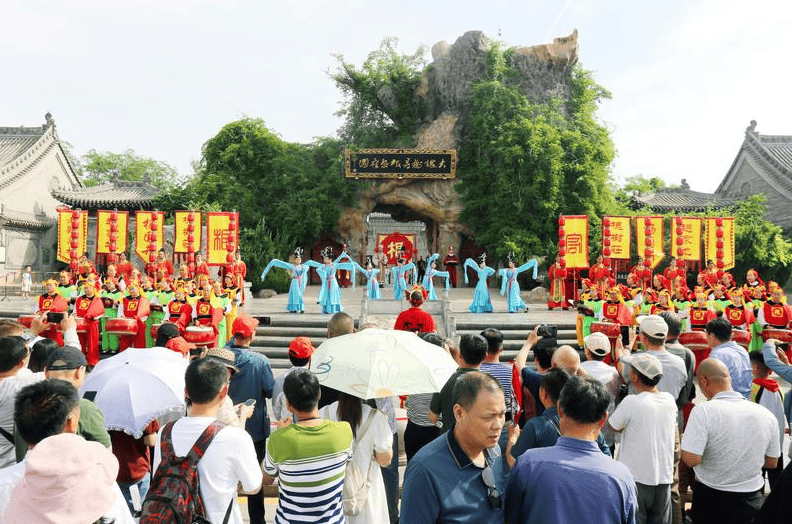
[755, 135, 792, 171]
[0, 127, 43, 166]
[0, 208, 55, 229]
[51, 180, 161, 210]
[631, 187, 739, 212]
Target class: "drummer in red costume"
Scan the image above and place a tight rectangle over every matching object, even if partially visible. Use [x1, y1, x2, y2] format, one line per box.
[683, 290, 717, 332]
[743, 268, 764, 301]
[663, 257, 686, 294]
[194, 253, 210, 280]
[192, 283, 223, 347]
[118, 282, 150, 351]
[443, 245, 460, 288]
[720, 272, 737, 293]
[73, 275, 105, 366]
[115, 252, 134, 284]
[37, 279, 68, 346]
[723, 288, 755, 331]
[597, 285, 633, 346]
[164, 285, 192, 332]
[651, 290, 675, 315]
[547, 254, 568, 310]
[588, 254, 611, 296]
[702, 259, 721, 289]
[758, 287, 792, 329]
[174, 264, 192, 289]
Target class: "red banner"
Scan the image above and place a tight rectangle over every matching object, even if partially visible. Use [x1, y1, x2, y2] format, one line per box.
[377, 233, 415, 265]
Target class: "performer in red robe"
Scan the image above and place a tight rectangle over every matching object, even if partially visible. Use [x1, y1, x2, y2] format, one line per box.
[165, 287, 193, 333]
[74, 276, 105, 366]
[723, 289, 755, 331]
[192, 284, 223, 347]
[234, 251, 247, 305]
[743, 268, 765, 302]
[758, 287, 792, 329]
[118, 283, 151, 351]
[685, 290, 717, 331]
[443, 246, 460, 288]
[588, 254, 611, 296]
[37, 279, 68, 346]
[547, 255, 568, 310]
[115, 252, 134, 284]
[703, 259, 722, 289]
[631, 257, 653, 292]
[599, 286, 633, 346]
[663, 257, 686, 294]
[194, 253, 210, 281]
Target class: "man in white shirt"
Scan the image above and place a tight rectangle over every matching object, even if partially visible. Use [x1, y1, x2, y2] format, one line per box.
[609, 353, 677, 524]
[153, 357, 263, 524]
[681, 358, 780, 524]
[580, 332, 621, 449]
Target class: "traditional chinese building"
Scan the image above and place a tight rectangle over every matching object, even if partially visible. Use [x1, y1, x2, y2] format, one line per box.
[630, 185, 739, 213]
[0, 113, 81, 272]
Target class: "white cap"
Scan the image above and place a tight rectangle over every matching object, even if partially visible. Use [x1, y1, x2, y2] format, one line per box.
[584, 332, 611, 357]
[638, 315, 669, 338]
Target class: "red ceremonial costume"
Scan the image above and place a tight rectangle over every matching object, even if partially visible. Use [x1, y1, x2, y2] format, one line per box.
[664, 266, 686, 293]
[724, 303, 755, 331]
[193, 298, 223, 347]
[234, 259, 247, 304]
[166, 298, 192, 332]
[632, 261, 653, 291]
[443, 250, 460, 288]
[74, 294, 105, 366]
[394, 307, 436, 333]
[688, 304, 717, 331]
[116, 261, 134, 283]
[194, 261, 210, 280]
[760, 300, 792, 329]
[547, 262, 568, 310]
[119, 295, 150, 351]
[37, 292, 68, 346]
[601, 299, 633, 326]
[156, 259, 174, 279]
[588, 261, 611, 296]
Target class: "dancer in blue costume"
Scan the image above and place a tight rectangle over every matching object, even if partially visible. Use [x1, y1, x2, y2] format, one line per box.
[421, 253, 451, 300]
[391, 258, 416, 300]
[498, 252, 539, 313]
[352, 259, 381, 299]
[260, 247, 320, 313]
[465, 254, 495, 313]
[316, 247, 354, 314]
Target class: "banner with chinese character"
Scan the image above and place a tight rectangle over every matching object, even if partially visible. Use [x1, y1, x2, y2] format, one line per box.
[561, 215, 589, 269]
[206, 212, 239, 266]
[377, 233, 416, 265]
[57, 210, 88, 263]
[635, 216, 664, 269]
[173, 211, 202, 253]
[671, 217, 702, 261]
[134, 211, 164, 261]
[95, 210, 129, 254]
[704, 217, 735, 270]
[605, 216, 631, 259]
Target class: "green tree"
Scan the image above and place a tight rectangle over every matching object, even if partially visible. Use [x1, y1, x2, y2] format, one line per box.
[79, 148, 181, 189]
[622, 175, 666, 195]
[730, 195, 792, 286]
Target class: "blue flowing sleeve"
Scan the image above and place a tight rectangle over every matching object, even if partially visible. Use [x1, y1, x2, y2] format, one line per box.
[434, 270, 451, 290]
[427, 253, 439, 268]
[336, 262, 356, 288]
[260, 259, 292, 281]
[484, 266, 495, 278]
[463, 258, 478, 284]
[403, 262, 416, 283]
[303, 260, 322, 270]
[334, 252, 353, 264]
[516, 259, 539, 279]
[498, 268, 508, 296]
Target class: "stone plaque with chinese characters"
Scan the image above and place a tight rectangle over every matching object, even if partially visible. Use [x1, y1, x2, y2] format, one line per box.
[344, 149, 457, 179]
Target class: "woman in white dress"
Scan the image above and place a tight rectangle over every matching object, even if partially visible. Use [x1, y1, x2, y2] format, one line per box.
[321, 392, 393, 524]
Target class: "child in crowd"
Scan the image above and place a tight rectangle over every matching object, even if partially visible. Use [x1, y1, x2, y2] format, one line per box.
[21, 266, 32, 299]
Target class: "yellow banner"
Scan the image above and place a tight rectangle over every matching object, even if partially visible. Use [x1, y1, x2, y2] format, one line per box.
[605, 216, 631, 260]
[96, 210, 129, 254]
[134, 211, 164, 261]
[206, 212, 239, 266]
[635, 216, 664, 269]
[561, 215, 589, 269]
[704, 217, 735, 270]
[173, 211, 202, 253]
[57, 210, 88, 263]
[670, 217, 702, 261]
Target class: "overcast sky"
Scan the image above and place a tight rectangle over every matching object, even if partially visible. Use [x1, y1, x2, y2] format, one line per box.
[3, 0, 790, 193]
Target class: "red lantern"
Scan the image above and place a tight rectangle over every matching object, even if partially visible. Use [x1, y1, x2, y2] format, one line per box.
[558, 217, 566, 226]
[603, 257, 611, 266]
[148, 253, 156, 263]
[72, 211, 80, 220]
[676, 237, 684, 246]
[644, 258, 652, 268]
[716, 240, 724, 249]
[226, 242, 234, 253]
[644, 248, 653, 258]
[602, 217, 611, 227]
[70, 261, 78, 271]
[110, 222, 118, 233]
[716, 250, 724, 259]
[603, 238, 611, 247]
[69, 249, 78, 259]
[70, 240, 78, 249]
[644, 238, 652, 247]
[676, 227, 683, 236]
[676, 217, 683, 226]
[716, 229, 724, 238]
[107, 253, 117, 264]
[148, 242, 157, 253]
[559, 238, 566, 247]
[644, 218, 651, 226]
[110, 212, 118, 221]
[715, 218, 723, 227]
[716, 260, 725, 269]
[677, 247, 684, 257]
[558, 227, 565, 237]
[108, 242, 117, 252]
[109, 232, 117, 242]
[150, 219, 158, 231]
[559, 258, 566, 267]
[187, 234, 195, 244]
[187, 252, 195, 263]
[644, 227, 652, 237]
[603, 247, 611, 256]
[71, 219, 80, 230]
[603, 227, 611, 237]
[188, 213, 195, 223]
[71, 230, 80, 240]
[187, 223, 195, 233]
[558, 248, 566, 256]
[226, 253, 235, 264]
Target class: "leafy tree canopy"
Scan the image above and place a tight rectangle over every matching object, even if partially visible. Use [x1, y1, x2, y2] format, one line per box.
[78, 148, 181, 189]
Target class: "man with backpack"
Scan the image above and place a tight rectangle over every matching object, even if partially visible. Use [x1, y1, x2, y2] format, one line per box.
[146, 358, 262, 524]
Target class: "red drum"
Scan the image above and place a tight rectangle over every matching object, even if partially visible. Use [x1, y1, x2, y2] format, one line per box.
[184, 326, 214, 346]
[679, 332, 710, 372]
[75, 317, 90, 333]
[762, 329, 792, 343]
[17, 315, 35, 329]
[732, 329, 751, 350]
[591, 322, 621, 339]
[105, 317, 139, 336]
[150, 323, 162, 340]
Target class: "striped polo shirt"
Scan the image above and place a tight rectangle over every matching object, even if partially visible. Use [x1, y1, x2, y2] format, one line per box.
[264, 420, 353, 524]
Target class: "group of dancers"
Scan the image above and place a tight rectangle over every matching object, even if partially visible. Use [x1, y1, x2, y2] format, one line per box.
[32, 257, 245, 367]
[560, 255, 792, 351]
[261, 247, 539, 314]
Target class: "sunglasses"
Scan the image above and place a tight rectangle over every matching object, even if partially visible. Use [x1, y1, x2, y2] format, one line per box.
[481, 463, 502, 510]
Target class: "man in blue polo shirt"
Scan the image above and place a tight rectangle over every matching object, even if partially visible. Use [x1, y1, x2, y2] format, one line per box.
[505, 375, 637, 524]
[402, 371, 518, 523]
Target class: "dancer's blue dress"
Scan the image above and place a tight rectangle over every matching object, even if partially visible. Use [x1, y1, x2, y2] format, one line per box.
[260, 259, 322, 312]
[352, 262, 381, 299]
[316, 260, 354, 314]
[391, 262, 416, 299]
[464, 258, 495, 313]
[421, 254, 450, 301]
[498, 260, 539, 312]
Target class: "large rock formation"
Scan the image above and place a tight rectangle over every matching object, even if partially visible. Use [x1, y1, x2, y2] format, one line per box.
[338, 30, 579, 257]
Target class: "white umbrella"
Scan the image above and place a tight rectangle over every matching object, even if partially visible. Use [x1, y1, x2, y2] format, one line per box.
[309, 329, 458, 399]
[80, 347, 189, 438]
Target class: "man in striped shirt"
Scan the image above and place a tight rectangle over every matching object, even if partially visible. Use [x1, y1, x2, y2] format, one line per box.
[264, 369, 353, 524]
[479, 328, 515, 455]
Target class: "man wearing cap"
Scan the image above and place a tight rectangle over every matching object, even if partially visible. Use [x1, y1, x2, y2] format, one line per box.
[705, 316, 752, 399]
[44, 345, 111, 450]
[617, 315, 686, 400]
[228, 314, 274, 524]
[581, 331, 622, 450]
[272, 337, 314, 422]
[609, 353, 677, 524]
[205, 347, 255, 428]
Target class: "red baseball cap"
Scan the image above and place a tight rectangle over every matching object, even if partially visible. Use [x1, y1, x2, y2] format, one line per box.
[288, 337, 315, 359]
[166, 336, 195, 356]
[232, 314, 259, 338]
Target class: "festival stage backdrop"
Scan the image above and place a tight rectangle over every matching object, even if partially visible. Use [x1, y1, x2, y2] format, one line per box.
[173, 211, 202, 253]
[704, 217, 735, 270]
[671, 217, 702, 262]
[378, 233, 416, 265]
[134, 211, 165, 261]
[206, 211, 239, 266]
[57, 209, 88, 263]
[560, 215, 589, 269]
[95, 210, 129, 254]
[604, 216, 631, 260]
[635, 216, 664, 269]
